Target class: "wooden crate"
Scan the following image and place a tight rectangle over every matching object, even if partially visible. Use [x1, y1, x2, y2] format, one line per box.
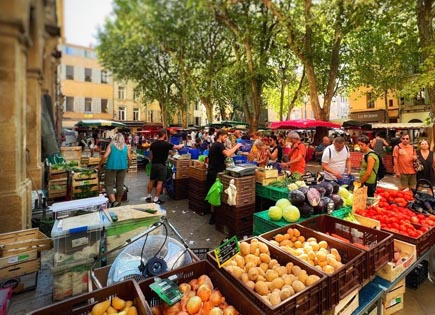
[327, 287, 359, 315]
[218, 173, 256, 206]
[48, 169, 68, 180]
[0, 228, 52, 257]
[60, 146, 82, 162]
[0, 259, 40, 280]
[71, 171, 99, 199]
[377, 239, 416, 282]
[188, 165, 207, 181]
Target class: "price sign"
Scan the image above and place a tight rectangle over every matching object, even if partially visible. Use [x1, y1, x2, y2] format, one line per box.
[352, 186, 367, 213]
[150, 278, 182, 306]
[214, 236, 240, 268]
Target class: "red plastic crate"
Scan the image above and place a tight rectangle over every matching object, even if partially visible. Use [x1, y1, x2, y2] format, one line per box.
[139, 260, 264, 315]
[300, 215, 394, 280]
[260, 225, 365, 309]
[207, 237, 328, 315]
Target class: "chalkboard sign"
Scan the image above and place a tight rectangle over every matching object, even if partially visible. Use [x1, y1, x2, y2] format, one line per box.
[214, 236, 240, 268]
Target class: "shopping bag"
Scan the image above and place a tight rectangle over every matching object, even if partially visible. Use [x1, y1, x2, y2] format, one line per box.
[205, 178, 223, 206]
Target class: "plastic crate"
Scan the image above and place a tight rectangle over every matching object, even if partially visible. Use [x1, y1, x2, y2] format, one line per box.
[233, 155, 248, 164]
[29, 280, 151, 315]
[139, 260, 264, 315]
[207, 237, 328, 315]
[260, 225, 365, 309]
[255, 183, 270, 199]
[268, 186, 289, 201]
[406, 260, 428, 289]
[253, 210, 320, 235]
[300, 215, 394, 281]
[330, 206, 352, 219]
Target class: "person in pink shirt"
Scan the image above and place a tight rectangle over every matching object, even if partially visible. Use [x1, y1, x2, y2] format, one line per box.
[393, 134, 417, 190]
[280, 132, 306, 175]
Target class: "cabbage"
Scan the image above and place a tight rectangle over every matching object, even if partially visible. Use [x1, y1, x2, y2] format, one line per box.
[295, 181, 307, 187]
[268, 206, 283, 221]
[315, 197, 330, 214]
[307, 188, 321, 207]
[311, 184, 326, 197]
[298, 186, 309, 196]
[275, 198, 291, 210]
[338, 186, 351, 199]
[289, 190, 306, 207]
[298, 203, 314, 218]
[320, 181, 334, 196]
[330, 181, 340, 194]
[330, 194, 344, 209]
[287, 183, 298, 191]
[283, 205, 300, 222]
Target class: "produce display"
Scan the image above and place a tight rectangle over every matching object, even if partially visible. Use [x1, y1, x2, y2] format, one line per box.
[355, 188, 435, 237]
[268, 198, 300, 222]
[267, 182, 354, 220]
[89, 297, 138, 315]
[268, 228, 343, 274]
[150, 274, 240, 315]
[223, 238, 321, 307]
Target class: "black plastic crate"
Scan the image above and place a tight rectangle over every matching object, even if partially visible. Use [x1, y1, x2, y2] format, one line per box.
[406, 260, 428, 289]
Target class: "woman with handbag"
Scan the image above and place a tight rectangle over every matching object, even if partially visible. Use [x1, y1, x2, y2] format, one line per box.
[416, 139, 435, 186]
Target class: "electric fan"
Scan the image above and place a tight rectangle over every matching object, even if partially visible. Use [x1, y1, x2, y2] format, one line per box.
[91, 217, 193, 288]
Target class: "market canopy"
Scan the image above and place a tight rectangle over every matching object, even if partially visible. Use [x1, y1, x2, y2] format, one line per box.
[370, 122, 429, 129]
[205, 120, 249, 129]
[75, 119, 127, 129]
[270, 119, 341, 129]
[342, 120, 372, 129]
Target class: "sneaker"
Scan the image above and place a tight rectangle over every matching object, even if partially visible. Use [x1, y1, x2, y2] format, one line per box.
[111, 201, 121, 207]
[154, 199, 164, 205]
[145, 197, 152, 203]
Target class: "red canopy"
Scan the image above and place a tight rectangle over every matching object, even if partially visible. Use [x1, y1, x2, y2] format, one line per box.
[269, 119, 341, 129]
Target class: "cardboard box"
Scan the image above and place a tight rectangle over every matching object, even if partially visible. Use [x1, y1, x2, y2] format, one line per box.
[0, 271, 38, 294]
[329, 287, 359, 315]
[377, 239, 416, 282]
[385, 278, 406, 301]
[383, 294, 404, 315]
[354, 214, 381, 230]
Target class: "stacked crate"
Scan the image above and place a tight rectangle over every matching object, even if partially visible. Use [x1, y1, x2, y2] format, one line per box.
[71, 170, 99, 200]
[47, 168, 69, 203]
[60, 146, 82, 165]
[170, 158, 191, 200]
[216, 173, 256, 237]
[188, 162, 208, 215]
[128, 152, 137, 173]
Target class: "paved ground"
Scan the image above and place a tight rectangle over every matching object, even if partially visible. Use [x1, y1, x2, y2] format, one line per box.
[7, 161, 427, 314]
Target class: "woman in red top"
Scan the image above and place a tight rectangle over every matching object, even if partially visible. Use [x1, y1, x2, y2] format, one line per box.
[280, 132, 306, 174]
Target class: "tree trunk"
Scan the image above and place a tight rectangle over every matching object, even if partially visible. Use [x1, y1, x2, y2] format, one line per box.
[279, 72, 285, 121]
[201, 97, 214, 124]
[384, 91, 390, 123]
[159, 102, 167, 128]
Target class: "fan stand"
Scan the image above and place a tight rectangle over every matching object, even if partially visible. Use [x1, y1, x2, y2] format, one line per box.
[90, 216, 189, 289]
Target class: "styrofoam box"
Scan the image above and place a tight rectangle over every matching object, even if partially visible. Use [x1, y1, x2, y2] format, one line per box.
[51, 212, 103, 268]
[50, 196, 108, 219]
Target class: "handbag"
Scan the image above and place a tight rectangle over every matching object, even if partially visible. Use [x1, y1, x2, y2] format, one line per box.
[413, 158, 424, 172]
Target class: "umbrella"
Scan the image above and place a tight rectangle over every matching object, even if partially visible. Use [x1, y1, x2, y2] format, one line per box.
[75, 119, 127, 129]
[269, 119, 341, 129]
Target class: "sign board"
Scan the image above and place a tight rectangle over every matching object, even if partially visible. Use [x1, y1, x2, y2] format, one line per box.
[214, 236, 240, 268]
[352, 186, 368, 213]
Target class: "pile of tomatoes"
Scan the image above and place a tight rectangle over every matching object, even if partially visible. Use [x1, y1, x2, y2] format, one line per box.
[355, 188, 435, 238]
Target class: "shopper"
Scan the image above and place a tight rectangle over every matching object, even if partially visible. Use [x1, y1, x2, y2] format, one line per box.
[314, 136, 331, 165]
[393, 134, 417, 190]
[357, 135, 380, 197]
[268, 135, 283, 163]
[146, 129, 185, 204]
[96, 133, 131, 207]
[321, 136, 351, 182]
[206, 130, 242, 224]
[370, 133, 389, 156]
[248, 139, 269, 167]
[416, 139, 435, 186]
[280, 132, 306, 175]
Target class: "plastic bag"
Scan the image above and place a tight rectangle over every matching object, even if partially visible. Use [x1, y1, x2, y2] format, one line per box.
[205, 178, 223, 206]
[146, 162, 152, 176]
[224, 179, 237, 206]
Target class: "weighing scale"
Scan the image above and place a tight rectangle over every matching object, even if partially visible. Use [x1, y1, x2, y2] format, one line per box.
[226, 163, 257, 177]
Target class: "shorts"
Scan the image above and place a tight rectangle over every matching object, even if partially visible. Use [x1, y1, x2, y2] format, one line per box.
[150, 163, 167, 181]
[400, 174, 416, 189]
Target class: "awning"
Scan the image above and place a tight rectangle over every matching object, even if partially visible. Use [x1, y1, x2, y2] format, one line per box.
[269, 119, 340, 129]
[75, 119, 127, 129]
[371, 122, 429, 129]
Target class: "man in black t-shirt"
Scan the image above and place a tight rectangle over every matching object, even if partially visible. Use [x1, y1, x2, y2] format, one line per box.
[206, 130, 242, 224]
[146, 129, 184, 204]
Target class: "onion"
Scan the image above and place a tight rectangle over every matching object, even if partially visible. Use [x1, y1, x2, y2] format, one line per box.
[209, 290, 223, 306]
[209, 307, 224, 315]
[223, 305, 239, 315]
[164, 302, 181, 315]
[151, 305, 163, 315]
[189, 278, 199, 291]
[186, 296, 202, 315]
[197, 274, 214, 289]
[175, 312, 189, 315]
[196, 283, 212, 302]
[179, 283, 192, 295]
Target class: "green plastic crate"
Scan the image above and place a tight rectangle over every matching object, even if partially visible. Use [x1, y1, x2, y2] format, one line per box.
[253, 210, 320, 235]
[267, 186, 289, 201]
[255, 184, 269, 199]
[330, 206, 352, 219]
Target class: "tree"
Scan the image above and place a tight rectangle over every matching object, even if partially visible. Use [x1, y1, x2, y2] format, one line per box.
[262, 0, 375, 121]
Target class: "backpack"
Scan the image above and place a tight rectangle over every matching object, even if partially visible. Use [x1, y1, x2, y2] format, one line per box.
[364, 151, 386, 180]
[328, 145, 349, 159]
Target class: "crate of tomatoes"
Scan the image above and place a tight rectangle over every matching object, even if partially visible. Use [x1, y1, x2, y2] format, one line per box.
[355, 188, 435, 257]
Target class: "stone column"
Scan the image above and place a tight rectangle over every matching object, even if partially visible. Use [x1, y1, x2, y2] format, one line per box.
[0, 1, 33, 232]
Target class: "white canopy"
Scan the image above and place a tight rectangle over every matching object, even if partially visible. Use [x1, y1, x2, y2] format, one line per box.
[371, 122, 430, 129]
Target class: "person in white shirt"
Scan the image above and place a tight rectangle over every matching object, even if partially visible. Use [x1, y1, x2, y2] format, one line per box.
[321, 136, 351, 182]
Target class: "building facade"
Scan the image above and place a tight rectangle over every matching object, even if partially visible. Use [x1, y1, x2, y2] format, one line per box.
[60, 44, 114, 128]
[0, 0, 62, 232]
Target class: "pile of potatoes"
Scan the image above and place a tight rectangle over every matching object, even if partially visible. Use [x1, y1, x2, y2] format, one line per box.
[89, 296, 137, 315]
[223, 238, 321, 307]
[269, 227, 343, 274]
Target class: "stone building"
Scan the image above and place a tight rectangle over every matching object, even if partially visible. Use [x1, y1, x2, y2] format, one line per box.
[0, 0, 62, 233]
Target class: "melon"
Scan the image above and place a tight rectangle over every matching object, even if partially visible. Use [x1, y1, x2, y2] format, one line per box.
[275, 198, 291, 210]
[283, 205, 300, 223]
[268, 206, 283, 221]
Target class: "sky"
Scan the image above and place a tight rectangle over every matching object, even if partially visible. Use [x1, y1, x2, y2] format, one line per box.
[64, 0, 113, 47]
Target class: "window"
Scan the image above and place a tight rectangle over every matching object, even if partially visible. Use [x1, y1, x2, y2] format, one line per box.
[118, 107, 126, 120]
[195, 117, 201, 126]
[194, 103, 199, 111]
[66, 65, 74, 80]
[367, 93, 375, 109]
[118, 86, 126, 99]
[101, 99, 108, 113]
[133, 108, 139, 121]
[415, 88, 426, 105]
[147, 110, 154, 122]
[133, 90, 140, 100]
[389, 99, 394, 107]
[85, 68, 92, 82]
[85, 98, 92, 112]
[65, 97, 74, 112]
[101, 70, 108, 84]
